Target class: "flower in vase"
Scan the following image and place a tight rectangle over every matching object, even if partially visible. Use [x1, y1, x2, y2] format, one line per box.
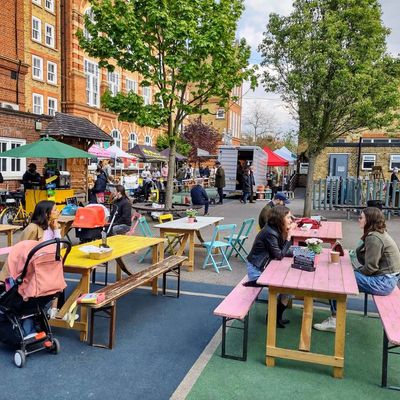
[185, 208, 198, 218]
[305, 238, 323, 254]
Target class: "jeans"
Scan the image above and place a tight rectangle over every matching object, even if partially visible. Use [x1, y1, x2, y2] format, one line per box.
[217, 187, 223, 203]
[242, 191, 250, 204]
[330, 272, 399, 313]
[112, 224, 131, 235]
[193, 200, 209, 214]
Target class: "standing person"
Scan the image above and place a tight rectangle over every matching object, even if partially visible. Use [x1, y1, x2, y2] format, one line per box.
[176, 165, 186, 192]
[203, 165, 210, 178]
[103, 160, 114, 183]
[258, 192, 290, 229]
[22, 163, 41, 190]
[389, 167, 399, 206]
[110, 185, 132, 235]
[141, 166, 152, 200]
[199, 165, 204, 178]
[214, 161, 225, 204]
[314, 207, 400, 332]
[240, 168, 251, 204]
[236, 161, 244, 191]
[249, 165, 256, 203]
[161, 163, 168, 187]
[190, 182, 210, 215]
[89, 167, 107, 203]
[186, 164, 194, 179]
[243, 206, 295, 328]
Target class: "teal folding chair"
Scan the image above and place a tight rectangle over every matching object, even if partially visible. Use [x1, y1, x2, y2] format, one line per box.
[134, 216, 154, 263]
[225, 218, 255, 262]
[202, 224, 236, 273]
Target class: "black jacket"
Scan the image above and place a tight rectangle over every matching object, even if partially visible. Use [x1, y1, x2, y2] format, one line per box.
[22, 170, 41, 189]
[247, 224, 292, 271]
[111, 197, 132, 226]
[93, 172, 107, 193]
[242, 174, 252, 192]
[191, 185, 209, 205]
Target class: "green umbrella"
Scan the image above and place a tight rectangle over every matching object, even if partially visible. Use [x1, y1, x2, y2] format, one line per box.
[0, 136, 92, 159]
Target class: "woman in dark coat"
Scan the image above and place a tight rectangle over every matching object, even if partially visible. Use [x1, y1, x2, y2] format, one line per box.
[240, 168, 251, 204]
[89, 167, 107, 203]
[244, 206, 295, 327]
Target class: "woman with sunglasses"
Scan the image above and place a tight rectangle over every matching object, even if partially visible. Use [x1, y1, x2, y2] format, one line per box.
[314, 207, 400, 332]
[243, 205, 296, 328]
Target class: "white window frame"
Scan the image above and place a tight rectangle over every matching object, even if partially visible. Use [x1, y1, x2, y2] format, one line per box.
[216, 109, 225, 119]
[144, 135, 152, 146]
[32, 93, 44, 115]
[108, 72, 120, 96]
[111, 129, 121, 148]
[45, 23, 55, 48]
[126, 78, 137, 93]
[84, 8, 95, 40]
[142, 87, 151, 105]
[0, 138, 27, 179]
[32, 17, 42, 43]
[84, 59, 99, 107]
[48, 97, 57, 116]
[128, 132, 137, 150]
[45, 0, 54, 12]
[32, 0, 41, 6]
[32, 55, 43, 80]
[361, 154, 376, 171]
[47, 61, 57, 84]
[389, 154, 400, 170]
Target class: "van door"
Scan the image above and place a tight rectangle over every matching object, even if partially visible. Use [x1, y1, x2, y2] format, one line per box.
[218, 147, 238, 193]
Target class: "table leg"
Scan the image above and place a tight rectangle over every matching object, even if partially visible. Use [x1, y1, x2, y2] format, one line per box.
[333, 297, 346, 378]
[266, 288, 278, 367]
[79, 272, 90, 341]
[188, 231, 195, 272]
[7, 231, 13, 247]
[151, 243, 164, 295]
[299, 297, 314, 351]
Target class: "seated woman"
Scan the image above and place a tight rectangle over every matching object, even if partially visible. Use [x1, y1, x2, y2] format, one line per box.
[244, 206, 296, 328]
[314, 207, 400, 332]
[110, 185, 132, 235]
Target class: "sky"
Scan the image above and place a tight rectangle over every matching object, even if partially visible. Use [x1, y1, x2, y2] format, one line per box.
[237, 0, 400, 135]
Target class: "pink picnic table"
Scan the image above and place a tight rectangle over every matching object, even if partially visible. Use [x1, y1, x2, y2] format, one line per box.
[291, 221, 343, 247]
[257, 248, 359, 378]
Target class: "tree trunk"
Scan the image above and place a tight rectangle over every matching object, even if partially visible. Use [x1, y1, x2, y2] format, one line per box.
[303, 152, 317, 217]
[165, 139, 176, 209]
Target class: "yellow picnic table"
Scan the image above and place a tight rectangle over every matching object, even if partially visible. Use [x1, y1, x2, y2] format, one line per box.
[0, 224, 21, 246]
[50, 235, 165, 341]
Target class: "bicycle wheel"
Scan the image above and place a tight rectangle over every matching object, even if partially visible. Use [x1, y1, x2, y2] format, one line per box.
[1, 207, 20, 226]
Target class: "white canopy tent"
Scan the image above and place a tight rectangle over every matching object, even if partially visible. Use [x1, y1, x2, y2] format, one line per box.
[274, 148, 295, 165]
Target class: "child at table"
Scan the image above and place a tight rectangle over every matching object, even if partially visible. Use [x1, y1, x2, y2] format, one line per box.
[314, 207, 400, 332]
[243, 206, 296, 328]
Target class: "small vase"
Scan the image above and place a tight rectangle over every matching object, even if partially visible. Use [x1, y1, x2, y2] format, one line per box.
[188, 217, 195, 223]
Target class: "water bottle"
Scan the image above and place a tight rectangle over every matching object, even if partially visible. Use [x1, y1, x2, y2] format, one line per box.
[100, 229, 109, 248]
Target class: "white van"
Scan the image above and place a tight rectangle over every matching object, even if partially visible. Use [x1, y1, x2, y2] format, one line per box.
[218, 145, 268, 194]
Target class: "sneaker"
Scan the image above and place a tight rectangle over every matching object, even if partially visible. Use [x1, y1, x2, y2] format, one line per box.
[313, 316, 336, 332]
[62, 312, 79, 322]
[48, 308, 59, 319]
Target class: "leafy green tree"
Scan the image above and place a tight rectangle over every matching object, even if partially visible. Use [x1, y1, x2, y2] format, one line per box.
[259, 0, 400, 216]
[77, 0, 256, 207]
[156, 134, 191, 156]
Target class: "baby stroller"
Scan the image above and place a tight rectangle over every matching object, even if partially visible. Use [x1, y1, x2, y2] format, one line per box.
[0, 239, 72, 367]
[72, 205, 107, 243]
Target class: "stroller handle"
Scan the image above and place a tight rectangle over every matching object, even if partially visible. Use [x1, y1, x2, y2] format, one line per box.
[16, 239, 72, 285]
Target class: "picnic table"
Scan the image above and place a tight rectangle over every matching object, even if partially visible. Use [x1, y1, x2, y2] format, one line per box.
[257, 249, 359, 378]
[291, 221, 342, 247]
[50, 235, 165, 341]
[0, 224, 21, 246]
[154, 216, 224, 271]
[58, 215, 75, 238]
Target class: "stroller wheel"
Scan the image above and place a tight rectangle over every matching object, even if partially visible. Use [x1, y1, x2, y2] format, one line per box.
[50, 338, 60, 354]
[14, 350, 26, 368]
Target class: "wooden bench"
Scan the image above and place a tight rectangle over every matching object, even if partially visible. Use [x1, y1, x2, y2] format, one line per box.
[213, 277, 262, 361]
[85, 255, 187, 349]
[373, 286, 400, 390]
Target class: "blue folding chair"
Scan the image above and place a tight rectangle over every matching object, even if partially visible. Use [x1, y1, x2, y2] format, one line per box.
[225, 218, 255, 262]
[202, 224, 236, 273]
[135, 216, 153, 263]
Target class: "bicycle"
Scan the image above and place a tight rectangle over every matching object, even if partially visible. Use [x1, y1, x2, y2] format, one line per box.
[0, 192, 30, 227]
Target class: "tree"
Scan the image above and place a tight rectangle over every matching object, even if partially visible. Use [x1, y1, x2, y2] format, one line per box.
[242, 102, 277, 142]
[259, 0, 400, 216]
[182, 119, 221, 164]
[156, 134, 191, 156]
[77, 0, 256, 208]
[241, 134, 283, 150]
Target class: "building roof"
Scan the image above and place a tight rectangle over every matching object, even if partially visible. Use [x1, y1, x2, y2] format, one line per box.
[43, 112, 113, 142]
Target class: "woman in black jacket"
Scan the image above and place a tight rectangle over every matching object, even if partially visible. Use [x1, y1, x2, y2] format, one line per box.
[89, 167, 108, 203]
[244, 206, 295, 327]
[110, 185, 132, 235]
[240, 168, 252, 204]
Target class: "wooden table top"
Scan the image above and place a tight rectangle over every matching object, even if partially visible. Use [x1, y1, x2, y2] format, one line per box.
[257, 249, 359, 296]
[58, 216, 75, 223]
[292, 221, 343, 241]
[63, 235, 165, 270]
[154, 216, 224, 231]
[0, 224, 21, 232]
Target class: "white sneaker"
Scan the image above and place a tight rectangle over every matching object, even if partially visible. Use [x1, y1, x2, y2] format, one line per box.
[48, 308, 59, 319]
[62, 312, 79, 322]
[313, 316, 336, 332]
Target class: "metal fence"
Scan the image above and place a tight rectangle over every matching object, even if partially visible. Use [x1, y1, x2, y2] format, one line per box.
[312, 178, 400, 210]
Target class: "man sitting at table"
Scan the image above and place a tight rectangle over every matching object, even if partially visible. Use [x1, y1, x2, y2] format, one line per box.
[190, 183, 209, 216]
[258, 192, 290, 229]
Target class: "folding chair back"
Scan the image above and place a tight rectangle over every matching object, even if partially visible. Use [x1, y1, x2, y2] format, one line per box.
[226, 218, 255, 262]
[136, 216, 153, 263]
[126, 212, 142, 235]
[202, 224, 236, 273]
[158, 213, 184, 255]
[158, 213, 173, 224]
